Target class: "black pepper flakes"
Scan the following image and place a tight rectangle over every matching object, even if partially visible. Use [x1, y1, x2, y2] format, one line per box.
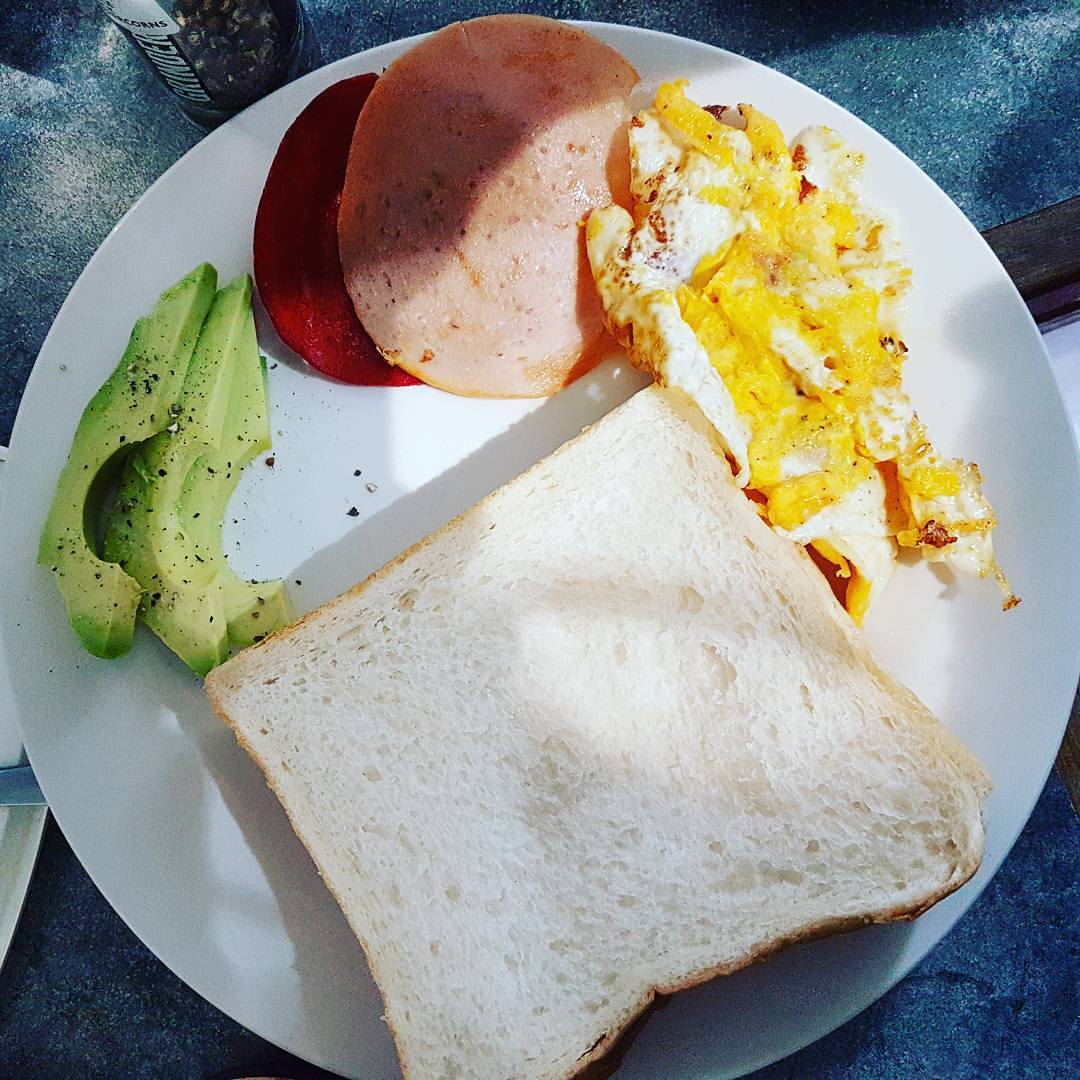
[171, 0, 295, 111]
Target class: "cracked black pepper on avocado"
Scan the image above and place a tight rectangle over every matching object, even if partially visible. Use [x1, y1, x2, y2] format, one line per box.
[38, 263, 217, 658]
[40, 264, 290, 673]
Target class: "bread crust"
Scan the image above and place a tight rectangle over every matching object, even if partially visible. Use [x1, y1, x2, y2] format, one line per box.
[211, 671, 981, 1080]
[206, 385, 988, 1079]
[205, 686, 415, 1074]
[566, 863, 980, 1078]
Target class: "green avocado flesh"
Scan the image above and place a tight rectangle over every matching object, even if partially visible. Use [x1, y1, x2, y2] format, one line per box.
[38, 264, 218, 658]
[103, 274, 290, 676]
[179, 349, 292, 649]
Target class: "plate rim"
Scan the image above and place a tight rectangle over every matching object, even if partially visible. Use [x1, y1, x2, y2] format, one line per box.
[3, 20, 1079, 1078]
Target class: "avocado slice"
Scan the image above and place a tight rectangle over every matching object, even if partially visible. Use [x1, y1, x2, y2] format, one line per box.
[182, 451, 291, 648]
[179, 342, 292, 649]
[104, 276, 253, 675]
[38, 263, 218, 659]
[104, 274, 290, 675]
[104, 434, 230, 674]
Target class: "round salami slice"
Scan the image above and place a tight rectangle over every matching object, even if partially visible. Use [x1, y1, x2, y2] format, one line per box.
[255, 74, 420, 387]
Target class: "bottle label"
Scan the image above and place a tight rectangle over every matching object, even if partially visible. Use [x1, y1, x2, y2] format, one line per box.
[100, 0, 212, 104]
[100, 0, 179, 34]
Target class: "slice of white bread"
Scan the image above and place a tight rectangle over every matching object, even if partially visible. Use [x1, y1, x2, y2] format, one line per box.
[206, 384, 989, 1080]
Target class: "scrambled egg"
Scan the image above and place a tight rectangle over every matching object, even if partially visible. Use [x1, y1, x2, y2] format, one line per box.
[587, 82, 1015, 622]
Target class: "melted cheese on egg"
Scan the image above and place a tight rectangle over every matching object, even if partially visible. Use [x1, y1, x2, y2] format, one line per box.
[587, 81, 1015, 619]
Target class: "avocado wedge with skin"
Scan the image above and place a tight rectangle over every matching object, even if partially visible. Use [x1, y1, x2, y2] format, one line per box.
[38, 263, 218, 659]
[104, 274, 290, 675]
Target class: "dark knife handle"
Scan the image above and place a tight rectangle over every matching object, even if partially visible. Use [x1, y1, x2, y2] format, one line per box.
[982, 196, 1080, 327]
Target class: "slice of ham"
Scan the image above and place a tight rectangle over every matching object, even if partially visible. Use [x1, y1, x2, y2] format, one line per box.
[338, 15, 638, 398]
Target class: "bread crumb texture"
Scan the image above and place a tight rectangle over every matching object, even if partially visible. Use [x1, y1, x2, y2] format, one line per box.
[207, 385, 988, 1080]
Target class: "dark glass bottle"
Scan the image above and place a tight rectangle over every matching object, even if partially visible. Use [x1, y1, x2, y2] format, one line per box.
[100, 0, 320, 127]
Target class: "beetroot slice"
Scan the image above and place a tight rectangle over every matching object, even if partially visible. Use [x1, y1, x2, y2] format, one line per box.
[254, 74, 420, 386]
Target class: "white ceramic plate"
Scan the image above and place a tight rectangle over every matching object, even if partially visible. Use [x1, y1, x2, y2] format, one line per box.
[1, 24, 1078, 1079]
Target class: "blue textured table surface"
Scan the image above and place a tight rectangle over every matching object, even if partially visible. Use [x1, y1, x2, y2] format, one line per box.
[1, 2, 1078, 1077]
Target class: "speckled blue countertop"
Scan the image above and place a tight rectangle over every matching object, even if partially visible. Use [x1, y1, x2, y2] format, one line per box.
[1, 2, 1078, 1077]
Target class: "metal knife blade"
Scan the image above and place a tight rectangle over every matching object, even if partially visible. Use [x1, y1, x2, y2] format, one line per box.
[0, 766, 46, 807]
